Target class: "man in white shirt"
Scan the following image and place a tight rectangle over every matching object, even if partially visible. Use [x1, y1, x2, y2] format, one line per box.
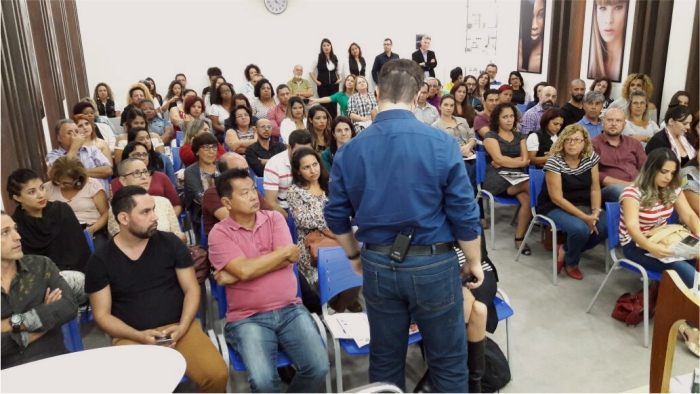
[413, 83, 439, 125]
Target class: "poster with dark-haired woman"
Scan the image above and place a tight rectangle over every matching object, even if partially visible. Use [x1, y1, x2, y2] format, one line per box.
[587, 0, 630, 82]
[518, 0, 545, 74]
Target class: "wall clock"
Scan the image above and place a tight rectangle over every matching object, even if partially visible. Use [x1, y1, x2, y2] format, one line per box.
[264, 0, 288, 14]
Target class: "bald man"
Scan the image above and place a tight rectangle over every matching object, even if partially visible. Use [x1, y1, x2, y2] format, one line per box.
[560, 79, 586, 128]
[286, 65, 313, 98]
[246, 119, 287, 177]
[521, 86, 558, 134]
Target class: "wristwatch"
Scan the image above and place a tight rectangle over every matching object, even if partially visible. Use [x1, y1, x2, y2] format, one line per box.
[10, 314, 23, 333]
[592, 208, 603, 213]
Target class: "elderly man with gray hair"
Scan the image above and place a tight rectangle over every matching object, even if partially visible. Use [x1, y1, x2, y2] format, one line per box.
[578, 90, 605, 138]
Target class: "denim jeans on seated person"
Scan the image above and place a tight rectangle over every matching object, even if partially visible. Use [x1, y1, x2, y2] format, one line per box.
[224, 303, 329, 393]
[361, 248, 468, 393]
[622, 242, 696, 288]
[546, 208, 608, 267]
[601, 184, 627, 203]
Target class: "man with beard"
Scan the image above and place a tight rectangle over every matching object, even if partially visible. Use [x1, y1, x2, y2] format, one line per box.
[521, 86, 557, 134]
[85, 186, 229, 393]
[245, 119, 287, 177]
[559, 79, 586, 128]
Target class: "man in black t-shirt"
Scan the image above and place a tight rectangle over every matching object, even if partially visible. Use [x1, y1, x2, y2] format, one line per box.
[560, 79, 586, 128]
[85, 186, 228, 393]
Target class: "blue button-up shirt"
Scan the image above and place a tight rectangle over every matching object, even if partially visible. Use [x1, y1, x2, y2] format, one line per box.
[324, 109, 481, 245]
[578, 117, 604, 139]
[149, 116, 172, 137]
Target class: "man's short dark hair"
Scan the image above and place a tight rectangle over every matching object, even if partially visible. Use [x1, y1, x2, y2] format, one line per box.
[111, 185, 148, 222]
[215, 168, 251, 199]
[276, 84, 290, 94]
[384, 38, 392, 44]
[377, 59, 423, 104]
[288, 129, 313, 149]
[450, 67, 463, 82]
[176, 73, 186, 79]
[484, 88, 500, 101]
[207, 67, 222, 77]
[486, 63, 498, 70]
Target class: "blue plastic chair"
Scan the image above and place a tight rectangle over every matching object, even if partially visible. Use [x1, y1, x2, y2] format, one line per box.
[286, 209, 298, 244]
[475, 150, 521, 249]
[585, 202, 662, 347]
[83, 229, 95, 253]
[176, 131, 184, 146]
[61, 318, 84, 352]
[317, 246, 423, 392]
[256, 177, 265, 197]
[494, 288, 514, 376]
[172, 146, 183, 172]
[516, 103, 528, 116]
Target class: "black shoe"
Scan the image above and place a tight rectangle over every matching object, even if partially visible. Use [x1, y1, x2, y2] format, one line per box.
[468, 339, 486, 393]
[413, 369, 433, 393]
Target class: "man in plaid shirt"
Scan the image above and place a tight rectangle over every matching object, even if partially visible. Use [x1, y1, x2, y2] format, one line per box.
[521, 86, 558, 134]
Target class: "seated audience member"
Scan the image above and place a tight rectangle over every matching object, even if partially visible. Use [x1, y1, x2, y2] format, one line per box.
[433, 94, 476, 161]
[112, 142, 182, 216]
[226, 105, 258, 155]
[225, 94, 260, 131]
[47, 119, 112, 194]
[425, 77, 442, 108]
[163, 80, 183, 119]
[85, 186, 228, 392]
[646, 105, 696, 167]
[622, 90, 659, 147]
[608, 73, 658, 122]
[307, 106, 332, 154]
[620, 148, 700, 288]
[125, 128, 176, 187]
[246, 119, 287, 177]
[72, 101, 116, 152]
[347, 76, 377, 131]
[44, 157, 109, 247]
[463, 75, 483, 113]
[202, 153, 269, 236]
[309, 74, 356, 118]
[93, 82, 120, 118]
[107, 159, 185, 242]
[251, 79, 278, 120]
[474, 89, 501, 139]
[139, 99, 174, 145]
[170, 89, 199, 131]
[143, 77, 163, 108]
[73, 114, 113, 167]
[525, 81, 548, 111]
[413, 82, 439, 125]
[475, 71, 490, 102]
[450, 81, 475, 126]
[592, 108, 647, 203]
[1, 212, 78, 369]
[577, 91, 605, 139]
[560, 79, 586, 129]
[288, 148, 361, 312]
[322, 116, 356, 170]
[280, 97, 308, 143]
[690, 111, 700, 159]
[659, 92, 693, 130]
[590, 77, 614, 109]
[208, 82, 236, 144]
[482, 103, 533, 254]
[485, 63, 501, 86]
[537, 124, 607, 280]
[264, 130, 314, 220]
[521, 86, 558, 134]
[267, 85, 291, 141]
[681, 157, 700, 217]
[509, 71, 531, 105]
[114, 109, 165, 164]
[287, 65, 314, 99]
[202, 68, 224, 106]
[179, 119, 225, 168]
[497, 85, 514, 104]
[207, 169, 330, 393]
[184, 133, 221, 232]
[242, 64, 261, 100]
[527, 108, 564, 168]
[7, 169, 90, 304]
[120, 82, 152, 126]
[175, 73, 188, 89]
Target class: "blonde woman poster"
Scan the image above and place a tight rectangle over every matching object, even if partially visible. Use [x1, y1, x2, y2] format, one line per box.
[518, 0, 545, 73]
[587, 0, 630, 82]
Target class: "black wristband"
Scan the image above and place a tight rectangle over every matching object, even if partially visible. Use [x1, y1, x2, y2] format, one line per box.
[347, 251, 361, 260]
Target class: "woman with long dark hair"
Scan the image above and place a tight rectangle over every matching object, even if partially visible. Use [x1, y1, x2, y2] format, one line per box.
[518, 0, 545, 73]
[508, 71, 532, 105]
[590, 77, 614, 108]
[309, 38, 341, 119]
[450, 81, 476, 125]
[345, 43, 366, 78]
[307, 105, 332, 154]
[321, 116, 356, 170]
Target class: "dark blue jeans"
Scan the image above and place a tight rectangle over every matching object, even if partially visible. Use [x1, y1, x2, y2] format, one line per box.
[224, 304, 329, 393]
[622, 242, 696, 288]
[546, 208, 608, 267]
[361, 248, 468, 393]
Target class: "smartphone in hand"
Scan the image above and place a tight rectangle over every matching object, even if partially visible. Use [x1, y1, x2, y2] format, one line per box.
[155, 334, 173, 345]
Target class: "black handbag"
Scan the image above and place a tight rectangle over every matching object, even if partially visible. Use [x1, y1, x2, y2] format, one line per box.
[481, 337, 511, 393]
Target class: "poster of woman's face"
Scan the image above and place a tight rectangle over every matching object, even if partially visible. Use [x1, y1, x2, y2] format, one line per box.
[587, 0, 630, 82]
[518, 0, 545, 74]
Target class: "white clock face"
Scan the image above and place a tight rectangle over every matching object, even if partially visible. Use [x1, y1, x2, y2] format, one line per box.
[265, 0, 288, 14]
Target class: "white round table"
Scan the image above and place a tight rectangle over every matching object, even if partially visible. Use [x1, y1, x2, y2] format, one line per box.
[1, 345, 186, 393]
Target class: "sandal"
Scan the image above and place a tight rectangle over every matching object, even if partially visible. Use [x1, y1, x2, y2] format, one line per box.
[678, 323, 700, 357]
[514, 237, 531, 255]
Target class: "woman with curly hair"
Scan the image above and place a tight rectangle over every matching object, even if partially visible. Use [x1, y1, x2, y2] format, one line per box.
[608, 73, 658, 122]
[93, 82, 119, 118]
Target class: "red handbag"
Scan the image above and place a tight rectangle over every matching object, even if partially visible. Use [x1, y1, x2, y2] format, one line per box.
[611, 288, 657, 327]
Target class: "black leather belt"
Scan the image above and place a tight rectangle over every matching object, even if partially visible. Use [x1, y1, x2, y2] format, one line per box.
[365, 242, 455, 256]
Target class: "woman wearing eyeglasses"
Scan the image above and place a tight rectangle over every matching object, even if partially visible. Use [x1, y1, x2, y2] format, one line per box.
[536, 124, 608, 280]
[225, 105, 258, 155]
[184, 133, 221, 236]
[43, 156, 110, 248]
[125, 127, 176, 188]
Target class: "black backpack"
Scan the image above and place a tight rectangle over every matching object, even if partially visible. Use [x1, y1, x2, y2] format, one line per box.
[481, 337, 511, 393]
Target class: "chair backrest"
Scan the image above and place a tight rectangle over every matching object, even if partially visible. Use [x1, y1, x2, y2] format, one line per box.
[286, 209, 298, 244]
[605, 202, 621, 250]
[176, 131, 184, 146]
[256, 177, 265, 197]
[83, 229, 95, 253]
[475, 150, 487, 185]
[200, 214, 208, 250]
[62, 318, 84, 352]
[172, 147, 182, 171]
[529, 168, 545, 210]
[108, 117, 121, 132]
[516, 103, 528, 115]
[317, 246, 363, 307]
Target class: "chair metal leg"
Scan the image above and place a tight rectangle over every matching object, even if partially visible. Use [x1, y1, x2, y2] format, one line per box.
[490, 198, 495, 250]
[514, 218, 536, 262]
[552, 230, 558, 286]
[334, 338, 343, 393]
[586, 257, 620, 312]
[509, 204, 520, 226]
[641, 272, 650, 348]
[506, 316, 513, 380]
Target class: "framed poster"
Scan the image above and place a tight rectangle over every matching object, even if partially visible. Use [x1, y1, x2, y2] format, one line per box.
[587, 0, 630, 82]
[518, 0, 545, 74]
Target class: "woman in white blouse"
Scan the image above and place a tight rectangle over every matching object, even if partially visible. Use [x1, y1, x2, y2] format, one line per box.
[207, 82, 236, 144]
[622, 90, 659, 147]
[310, 38, 342, 119]
[280, 97, 308, 143]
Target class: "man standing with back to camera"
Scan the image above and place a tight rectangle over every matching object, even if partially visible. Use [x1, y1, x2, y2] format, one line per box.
[324, 59, 483, 393]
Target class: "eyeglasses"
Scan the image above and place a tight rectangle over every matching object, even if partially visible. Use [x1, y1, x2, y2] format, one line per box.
[57, 179, 79, 188]
[564, 138, 585, 145]
[129, 152, 149, 159]
[200, 144, 218, 152]
[124, 169, 153, 178]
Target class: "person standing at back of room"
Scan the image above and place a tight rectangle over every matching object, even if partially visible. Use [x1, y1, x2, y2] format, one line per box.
[324, 59, 483, 393]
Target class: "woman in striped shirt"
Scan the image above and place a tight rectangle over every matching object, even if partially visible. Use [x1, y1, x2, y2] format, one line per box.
[620, 148, 700, 288]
